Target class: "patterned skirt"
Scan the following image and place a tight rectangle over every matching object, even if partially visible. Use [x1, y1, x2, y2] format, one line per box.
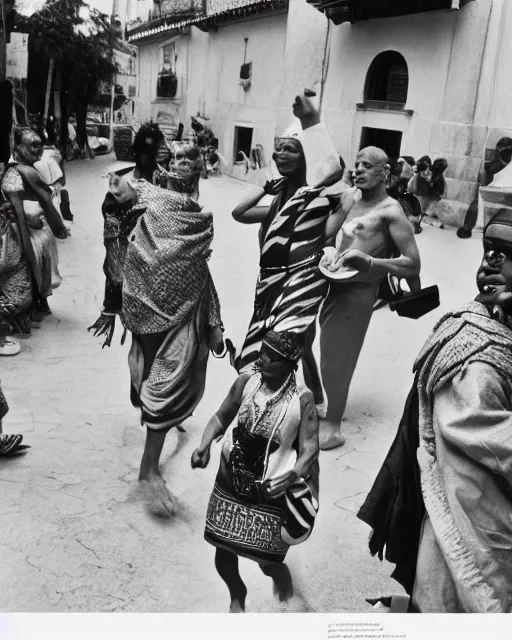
[237, 255, 328, 372]
[205, 475, 289, 565]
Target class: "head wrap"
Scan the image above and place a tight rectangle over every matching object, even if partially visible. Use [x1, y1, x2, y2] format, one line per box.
[484, 208, 512, 245]
[275, 121, 303, 147]
[262, 331, 304, 362]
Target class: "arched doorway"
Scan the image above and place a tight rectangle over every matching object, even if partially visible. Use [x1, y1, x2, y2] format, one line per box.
[364, 51, 409, 105]
[359, 51, 409, 159]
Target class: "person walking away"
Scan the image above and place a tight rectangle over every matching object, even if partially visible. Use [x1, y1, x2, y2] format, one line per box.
[191, 331, 319, 613]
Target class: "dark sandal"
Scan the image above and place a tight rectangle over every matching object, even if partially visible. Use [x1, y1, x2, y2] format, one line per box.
[0, 434, 23, 455]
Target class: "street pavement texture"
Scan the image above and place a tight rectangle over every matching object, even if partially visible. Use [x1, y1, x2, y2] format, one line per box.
[0, 154, 482, 613]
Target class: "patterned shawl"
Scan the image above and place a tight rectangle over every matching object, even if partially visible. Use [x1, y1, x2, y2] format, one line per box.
[121, 178, 215, 334]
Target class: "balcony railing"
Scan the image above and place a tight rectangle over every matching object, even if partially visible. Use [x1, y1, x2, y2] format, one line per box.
[306, 0, 471, 26]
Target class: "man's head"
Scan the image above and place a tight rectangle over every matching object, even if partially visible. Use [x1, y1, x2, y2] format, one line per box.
[354, 146, 390, 191]
[14, 127, 43, 165]
[133, 122, 165, 170]
[476, 209, 512, 313]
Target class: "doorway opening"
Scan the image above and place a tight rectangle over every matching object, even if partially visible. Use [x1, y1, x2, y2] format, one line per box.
[233, 125, 253, 163]
[360, 127, 403, 160]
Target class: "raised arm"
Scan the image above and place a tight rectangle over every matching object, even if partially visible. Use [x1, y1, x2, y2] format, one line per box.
[232, 184, 271, 224]
[293, 91, 341, 188]
[191, 373, 252, 469]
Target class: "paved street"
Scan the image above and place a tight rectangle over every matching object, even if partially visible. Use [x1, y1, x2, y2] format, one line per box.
[0, 154, 482, 613]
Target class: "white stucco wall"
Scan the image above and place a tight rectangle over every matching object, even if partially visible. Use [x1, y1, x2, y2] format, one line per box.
[196, 14, 288, 178]
[136, 32, 191, 125]
[322, 10, 457, 166]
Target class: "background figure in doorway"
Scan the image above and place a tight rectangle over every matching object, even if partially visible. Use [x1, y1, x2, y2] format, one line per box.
[318, 147, 421, 450]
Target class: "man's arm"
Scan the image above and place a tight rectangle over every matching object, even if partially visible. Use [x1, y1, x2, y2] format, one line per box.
[367, 205, 421, 287]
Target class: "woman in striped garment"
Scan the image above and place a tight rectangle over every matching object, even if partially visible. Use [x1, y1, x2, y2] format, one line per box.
[232, 92, 342, 404]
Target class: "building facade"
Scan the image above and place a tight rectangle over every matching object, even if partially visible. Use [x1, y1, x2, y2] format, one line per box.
[128, 0, 512, 227]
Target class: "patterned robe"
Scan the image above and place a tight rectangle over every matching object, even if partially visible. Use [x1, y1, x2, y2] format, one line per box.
[237, 183, 339, 371]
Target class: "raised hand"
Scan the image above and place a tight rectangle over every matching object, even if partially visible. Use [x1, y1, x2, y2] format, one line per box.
[292, 89, 320, 130]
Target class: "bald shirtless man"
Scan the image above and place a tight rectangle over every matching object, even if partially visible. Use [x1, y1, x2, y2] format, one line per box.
[318, 146, 421, 450]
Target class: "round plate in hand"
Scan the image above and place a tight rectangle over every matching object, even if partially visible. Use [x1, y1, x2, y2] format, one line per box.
[319, 247, 358, 281]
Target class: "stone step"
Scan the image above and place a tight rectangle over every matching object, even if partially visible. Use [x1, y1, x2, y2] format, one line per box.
[428, 198, 469, 228]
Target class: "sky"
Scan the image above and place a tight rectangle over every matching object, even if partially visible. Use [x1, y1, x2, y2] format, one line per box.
[17, 0, 125, 17]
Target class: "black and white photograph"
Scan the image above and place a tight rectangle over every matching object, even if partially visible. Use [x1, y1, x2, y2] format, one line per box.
[0, 0, 511, 636]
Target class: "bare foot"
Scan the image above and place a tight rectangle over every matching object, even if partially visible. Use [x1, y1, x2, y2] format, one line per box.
[139, 472, 176, 517]
[261, 563, 294, 603]
[319, 420, 346, 451]
[229, 590, 247, 613]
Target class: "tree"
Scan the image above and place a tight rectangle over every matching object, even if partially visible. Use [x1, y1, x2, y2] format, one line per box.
[27, 0, 119, 154]
[66, 9, 118, 154]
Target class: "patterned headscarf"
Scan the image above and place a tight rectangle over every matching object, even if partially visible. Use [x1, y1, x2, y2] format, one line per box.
[262, 331, 304, 362]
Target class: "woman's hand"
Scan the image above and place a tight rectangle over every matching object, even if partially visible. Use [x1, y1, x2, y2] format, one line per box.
[191, 446, 211, 469]
[265, 470, 300, 498]
[292, 89, 320, 130]
[263, 178, 286, 196]
[339, 249, 373, 274]
[87, 313, 116, 348]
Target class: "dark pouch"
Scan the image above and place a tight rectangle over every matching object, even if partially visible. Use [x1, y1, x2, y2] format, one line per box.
[389, 285, 440, 319]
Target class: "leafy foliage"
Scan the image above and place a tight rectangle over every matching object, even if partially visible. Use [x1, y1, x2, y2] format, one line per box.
[26, 0, 120, 149]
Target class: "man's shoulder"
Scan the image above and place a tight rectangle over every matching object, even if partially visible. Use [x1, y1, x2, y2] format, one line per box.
[382, 196, 407, 219]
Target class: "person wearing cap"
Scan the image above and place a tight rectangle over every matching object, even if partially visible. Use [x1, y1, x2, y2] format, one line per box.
[191, 330, 319, 613]
[230, 90, 344, 415]
[358, 207, 512, 612]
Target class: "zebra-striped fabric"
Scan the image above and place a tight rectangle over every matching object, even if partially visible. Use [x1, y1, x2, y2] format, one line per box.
[237, 184, 338, 372]
[281, 478, 319, 546]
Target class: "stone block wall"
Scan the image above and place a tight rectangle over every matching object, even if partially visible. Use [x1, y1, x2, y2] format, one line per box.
[427, 121, 487, 227]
